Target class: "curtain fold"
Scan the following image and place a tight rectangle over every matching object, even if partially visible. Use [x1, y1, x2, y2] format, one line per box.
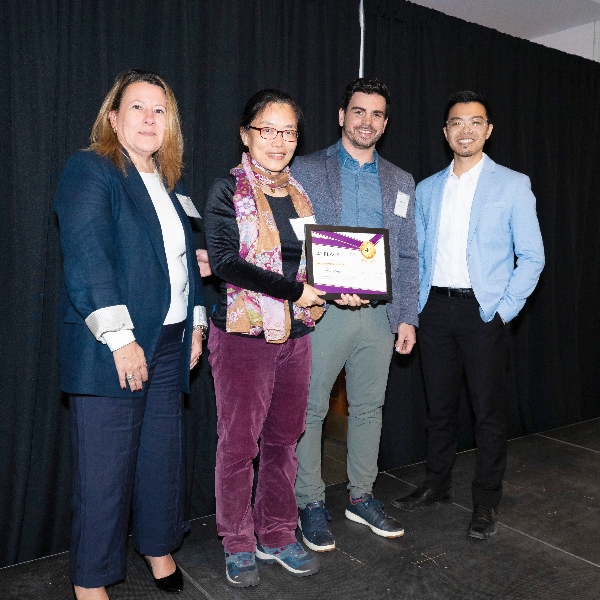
[366, 0, 600, 469]
[0, 0, 359, 567]
[1, 0, 599, 568]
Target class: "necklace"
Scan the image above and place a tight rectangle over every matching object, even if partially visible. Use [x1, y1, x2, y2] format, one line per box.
[253, 172, 288, 193]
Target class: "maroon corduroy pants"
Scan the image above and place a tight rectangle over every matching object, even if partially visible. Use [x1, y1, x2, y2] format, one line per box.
[208, 325, 311, 553]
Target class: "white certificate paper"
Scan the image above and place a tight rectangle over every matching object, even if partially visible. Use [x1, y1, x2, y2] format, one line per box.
[305, 226, 392, 301]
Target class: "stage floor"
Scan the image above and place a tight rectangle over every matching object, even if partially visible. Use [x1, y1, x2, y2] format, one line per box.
[2, 418, 599, 599]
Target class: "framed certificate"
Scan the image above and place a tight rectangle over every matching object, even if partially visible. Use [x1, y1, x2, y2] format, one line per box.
[305, 225, 392, 301]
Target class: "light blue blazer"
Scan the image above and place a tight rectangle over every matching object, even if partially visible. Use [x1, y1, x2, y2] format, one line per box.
[416, 155, 544, 323]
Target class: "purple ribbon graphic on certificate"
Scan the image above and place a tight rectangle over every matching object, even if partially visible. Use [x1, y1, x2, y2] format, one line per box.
[305, 226, 392, 300]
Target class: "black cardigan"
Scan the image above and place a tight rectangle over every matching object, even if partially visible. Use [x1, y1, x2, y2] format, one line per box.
[204, 175, 311, 339]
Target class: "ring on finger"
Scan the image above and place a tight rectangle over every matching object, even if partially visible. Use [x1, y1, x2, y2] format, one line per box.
[126, 374, 135, 381]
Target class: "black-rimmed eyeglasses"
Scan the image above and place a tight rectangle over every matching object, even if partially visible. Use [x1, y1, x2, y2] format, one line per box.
[248, 126, 298, 142]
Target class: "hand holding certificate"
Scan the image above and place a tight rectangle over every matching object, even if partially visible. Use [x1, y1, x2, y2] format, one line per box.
[305, 225, 392, 301]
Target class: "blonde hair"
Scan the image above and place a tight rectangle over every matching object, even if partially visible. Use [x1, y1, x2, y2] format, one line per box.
[89, 69, 183, 190]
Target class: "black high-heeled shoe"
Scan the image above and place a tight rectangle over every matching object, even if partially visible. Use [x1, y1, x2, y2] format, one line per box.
[142, 556, 184, 594]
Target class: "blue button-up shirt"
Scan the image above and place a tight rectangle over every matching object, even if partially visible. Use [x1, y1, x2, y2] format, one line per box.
[339, 140, 383, 228]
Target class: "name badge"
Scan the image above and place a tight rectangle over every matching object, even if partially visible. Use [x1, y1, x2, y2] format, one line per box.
[289, 216, 316, 241]
[176, 194, 201, 219]
[394, 191, 409, 218]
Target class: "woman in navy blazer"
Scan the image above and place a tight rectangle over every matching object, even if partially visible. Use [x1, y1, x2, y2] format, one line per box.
[54, 70, 206, 600]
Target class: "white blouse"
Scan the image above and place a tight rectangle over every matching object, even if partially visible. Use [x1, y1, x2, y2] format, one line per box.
[99, 171, 202, 352]
[139, 171, 189, 324]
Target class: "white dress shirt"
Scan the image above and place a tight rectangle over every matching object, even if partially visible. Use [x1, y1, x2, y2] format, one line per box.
[432, 154, 486, 288]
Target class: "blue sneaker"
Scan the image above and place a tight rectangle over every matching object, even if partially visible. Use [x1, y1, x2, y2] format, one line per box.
[345, 493, 405, 538]
[256, 541, 319, 576]
[298, 501, 335, 552]
[224, 551, 259, 588]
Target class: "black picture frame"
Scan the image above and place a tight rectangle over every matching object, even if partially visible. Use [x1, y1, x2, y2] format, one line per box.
[305, 225, 392, 301]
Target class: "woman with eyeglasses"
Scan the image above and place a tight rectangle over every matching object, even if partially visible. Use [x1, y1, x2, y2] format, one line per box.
[204, 89, 325, 587]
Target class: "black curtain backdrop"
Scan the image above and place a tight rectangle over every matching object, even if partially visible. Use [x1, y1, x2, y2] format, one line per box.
[366, 1, 600, 469]
[0, 0, 359, 568]
[1, 0, 599, 569]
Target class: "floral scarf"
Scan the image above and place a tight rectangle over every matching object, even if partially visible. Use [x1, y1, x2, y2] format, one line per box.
[226, 152, 324, 343]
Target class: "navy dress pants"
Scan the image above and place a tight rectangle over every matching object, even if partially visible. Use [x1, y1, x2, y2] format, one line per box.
[69, 322, 189, 588]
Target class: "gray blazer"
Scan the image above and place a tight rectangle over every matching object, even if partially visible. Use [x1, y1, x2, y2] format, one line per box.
[291, 142, 419, 331]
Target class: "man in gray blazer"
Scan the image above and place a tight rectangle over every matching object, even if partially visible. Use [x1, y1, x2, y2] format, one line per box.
[292, 78, 419, 551]
[392, 91, 544, 539]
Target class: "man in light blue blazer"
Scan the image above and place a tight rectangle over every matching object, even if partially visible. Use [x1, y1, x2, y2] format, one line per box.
[292, 78, 419, 551]
[392, 91, 544, 539]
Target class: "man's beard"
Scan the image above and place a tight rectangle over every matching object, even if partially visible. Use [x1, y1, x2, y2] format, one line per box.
[344, 125, 383, 150]
[453, 147, 478, 157]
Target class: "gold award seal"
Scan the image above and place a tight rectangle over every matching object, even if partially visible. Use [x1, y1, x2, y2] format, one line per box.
[359, 240, 376, 260]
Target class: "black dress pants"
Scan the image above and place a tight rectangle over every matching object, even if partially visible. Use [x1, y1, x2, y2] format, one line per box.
[418, 292, 510, 508]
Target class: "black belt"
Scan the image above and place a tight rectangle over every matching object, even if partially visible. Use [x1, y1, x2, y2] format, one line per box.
[431, 286, 475, 299]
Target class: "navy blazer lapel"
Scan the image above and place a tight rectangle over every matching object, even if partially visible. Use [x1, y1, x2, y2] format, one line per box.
[325, 145, 343, 225]
[119, 160, 169, 277]
[467, 156, 495, 245]
[168, 189, 197, 275]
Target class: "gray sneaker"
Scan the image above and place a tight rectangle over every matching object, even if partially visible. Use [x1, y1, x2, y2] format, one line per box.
[225, 551, 259, 587]
[256, 541, 319, 576]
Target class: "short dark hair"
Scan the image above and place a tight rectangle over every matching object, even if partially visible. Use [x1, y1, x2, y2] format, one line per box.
[240, 88, 304, 135]
[444, 91, 492, 124]
[341, 77, 391, 118]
